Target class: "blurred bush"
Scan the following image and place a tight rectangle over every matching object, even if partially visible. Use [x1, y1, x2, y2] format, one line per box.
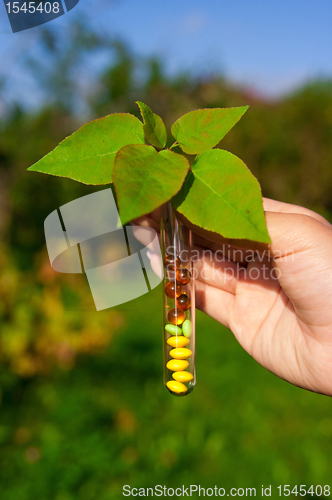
[0, 19, 332, 500]
[0, 246, 123, 377]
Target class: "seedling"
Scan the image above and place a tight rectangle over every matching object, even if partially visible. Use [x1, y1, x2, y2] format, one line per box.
[28, 101, 270, 243]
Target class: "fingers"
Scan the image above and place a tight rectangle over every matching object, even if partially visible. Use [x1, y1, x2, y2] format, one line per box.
[131, 207, 162, 231]
[192, 235, 257, 264]
[130, 225, 161, 252]
[131, 199, 331, 240]
[263, 211, 332, 329]
[191, 198, 331, 256]
[130, 215, 160, 232]
[144, 243, 234, 328]
[195, 213, 331, 336]
[147, 250, 162, 279]
[193, 246, 242, 294]
[264, 211, 332, 258]
[194, 250, 281, 340]
[132, 203, 332, 309]
[263, 197, 331, 227]
[145, 242, 244, 295]
[194, 280, 233, 329]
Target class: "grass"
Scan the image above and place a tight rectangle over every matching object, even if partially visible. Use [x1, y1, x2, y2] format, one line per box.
[0, 285, 331, 499]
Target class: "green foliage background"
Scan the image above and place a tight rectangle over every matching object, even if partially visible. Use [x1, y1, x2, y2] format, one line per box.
[0, 22, 332, 499]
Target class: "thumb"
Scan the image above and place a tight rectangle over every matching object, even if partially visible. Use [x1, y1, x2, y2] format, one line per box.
[265, 211, 332, 330]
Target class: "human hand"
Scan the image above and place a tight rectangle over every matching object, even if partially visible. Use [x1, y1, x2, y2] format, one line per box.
[132, 199, 332, 396]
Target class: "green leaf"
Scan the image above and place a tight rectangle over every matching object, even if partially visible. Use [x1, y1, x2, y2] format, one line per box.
[171, 106, 249, 155]
[113, 144, 190, 225]
[27, 113, 145, 185]
[172, 149, 270, 243]
[136, 101, 167, 149]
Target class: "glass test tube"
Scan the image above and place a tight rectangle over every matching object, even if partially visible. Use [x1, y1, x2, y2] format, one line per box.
[161, 202, 196, 396]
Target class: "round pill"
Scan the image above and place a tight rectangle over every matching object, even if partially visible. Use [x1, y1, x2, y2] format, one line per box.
[172, 371, 194, 383]
[166, 359, 189, 371]
[176, 268, 191, 285]
[165, 281, 182, 299]
[167, 336, 189, 348]
[182, 319, 192, 338]
[164, 255, 180, 272]
[166, 380, 188, 394]
[170, 348, 192, 359]
[168, 307, 185, 325]
[176, 293, 191, 311]
[165, 324, 182, 336]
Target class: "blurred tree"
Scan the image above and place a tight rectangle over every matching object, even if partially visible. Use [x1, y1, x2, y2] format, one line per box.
[91, 40, 135, 116]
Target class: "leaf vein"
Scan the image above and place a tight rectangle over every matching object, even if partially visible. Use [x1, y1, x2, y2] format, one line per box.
[193, 172, 263, 233]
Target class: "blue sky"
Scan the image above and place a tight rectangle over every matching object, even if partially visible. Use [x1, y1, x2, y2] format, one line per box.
[1, 0, 332, 104]
[93, 0, 332, 95]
